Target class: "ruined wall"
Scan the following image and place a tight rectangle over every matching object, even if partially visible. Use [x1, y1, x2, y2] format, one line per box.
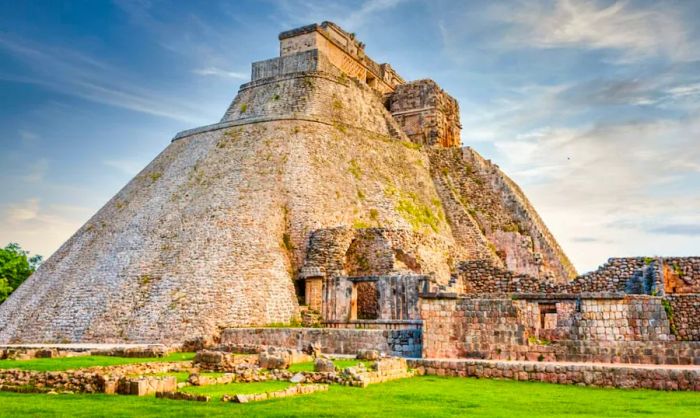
[388, 80, 461, 148]
[420, 297, 526, 359]
[303, 228, 459, 283]
[660, 257, 700, 294]
[668, 295, 700, 341]
[456, 257, 669, 295]
[323, 274, 424, 323]
[219, 328, 421, 357]
[428, 147, 576, 282]
[420, 295, 688, 364]
[456, 259, 557, 294]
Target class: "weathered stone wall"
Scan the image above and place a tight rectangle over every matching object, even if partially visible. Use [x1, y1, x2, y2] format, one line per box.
[668, 294, 700, 341]
[457, 257, 698, 297]
[278, 22, 403, 94]
[219, 328, 421, 358]
[408, 359, 700, 391]
[456, 259, 557, 294]
[251, 49, 339, 81]
[303, 227, 459, 283]
[428, 147, 576, 282]
[323, 274, 424, 322]
[660, 257, 700, 294]
[420, 297, 526, 359]
[220, 71, 406, 140]
[388, 79, 461, 148]
[419, 295, 692, 364]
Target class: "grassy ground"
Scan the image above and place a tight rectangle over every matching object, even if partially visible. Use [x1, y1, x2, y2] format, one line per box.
[0, 352, 195, 371]
[288, 359, 371, 372]
[0, 376, 698, 417]
[180, 381, 291, 398]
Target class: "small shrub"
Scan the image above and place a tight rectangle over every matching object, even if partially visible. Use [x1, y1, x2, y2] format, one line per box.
[396, 192, 441, 233]
[240, 103, 248, 113]
[357, 189, 365, 200]
[528, 336, 551, 346]
[353, 219, 371, 229]
[369, 208, 379, 222]
[661, 299, 678, 336]
[537, 354, 545, 362]
[148, 172, 162, 182]
[348, 159, 362, 179]
[282, 233, 295, 252]
[400, 141, 421, 150]
[272, 94, 280, 101]
[334, 121, 347, 133]
[672, 263, 682, 275]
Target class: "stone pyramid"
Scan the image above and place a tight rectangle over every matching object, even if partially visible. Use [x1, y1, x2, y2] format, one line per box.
[0, 22, 575, 344]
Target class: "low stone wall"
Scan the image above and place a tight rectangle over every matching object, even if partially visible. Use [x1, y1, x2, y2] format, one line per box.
[555, 340, 700, 365]
[116, 376, 177, 396]
[0, 344, 171, 360]
[156, 391, 210, 402]
[224, 384, 329, 403]
[220, 328, 422, 358]
[0, 361, 191, 394]
[407, 359, 700, 391]
[667, 294, 700, 341]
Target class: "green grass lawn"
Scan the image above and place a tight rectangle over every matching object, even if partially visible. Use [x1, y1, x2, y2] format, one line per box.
[288, 359, 371, 372]
[0, 352, 195, 371]
[0, 376, 699, 417]
[180, 381, 291, 399]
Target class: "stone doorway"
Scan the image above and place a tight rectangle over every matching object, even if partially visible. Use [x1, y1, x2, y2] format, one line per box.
[355, 281, 379, 320]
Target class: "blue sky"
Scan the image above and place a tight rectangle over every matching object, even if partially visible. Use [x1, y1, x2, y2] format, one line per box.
[1, 0, 699, 273]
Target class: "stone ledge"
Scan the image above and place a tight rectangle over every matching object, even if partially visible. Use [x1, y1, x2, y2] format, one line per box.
[408, 358, 700, 391]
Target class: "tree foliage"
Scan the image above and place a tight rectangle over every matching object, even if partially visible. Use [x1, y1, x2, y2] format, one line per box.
[0, 243, 42, 304]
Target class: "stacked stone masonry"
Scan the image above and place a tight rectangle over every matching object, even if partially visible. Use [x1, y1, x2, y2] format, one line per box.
[219, 328, 422, 358]
[407, 359, 700, 391]
[388, 80, 461, 148]
[456, 257, 700, 296]
[420, 296, 700, 364]
[428, 147, 577, 282]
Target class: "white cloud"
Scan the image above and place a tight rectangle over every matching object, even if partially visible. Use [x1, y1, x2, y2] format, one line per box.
[103, 159, 145, 176]
[0, 199, 91, 257]
[493, 0, 698, 63]
[5, 198, 40, 222]
[193, 67, 248, 80]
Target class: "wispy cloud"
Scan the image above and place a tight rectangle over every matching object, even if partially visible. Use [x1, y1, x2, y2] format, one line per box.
[193, 67, 248, 80]
[492, 0, 698, 63]
[0, 198, 91, 256]
[0, 36, 208, 124]
[21, 159, 49, 183]
[103, 159, 145, 176]
[648, 224, 700, 236]
[272, 0, 406, 31]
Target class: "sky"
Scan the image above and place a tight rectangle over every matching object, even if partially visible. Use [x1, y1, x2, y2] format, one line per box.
[0, 0, 698, 273]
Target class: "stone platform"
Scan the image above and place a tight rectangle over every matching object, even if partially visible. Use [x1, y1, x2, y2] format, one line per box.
[407, 358, 700, 391]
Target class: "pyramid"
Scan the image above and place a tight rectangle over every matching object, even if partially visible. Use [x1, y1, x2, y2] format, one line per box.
[0, 22, 575, 344]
